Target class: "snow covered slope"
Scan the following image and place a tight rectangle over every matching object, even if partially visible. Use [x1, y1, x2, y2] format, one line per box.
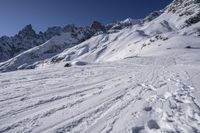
[1, 0, 200, 72]
[35, 0, 200, 66]
[0, 24, 95, 63]
[0, 49, 200, 133]
[0, 19, 141, 72]
[0, 0, 200, 132]
[0, 29, 92, 72]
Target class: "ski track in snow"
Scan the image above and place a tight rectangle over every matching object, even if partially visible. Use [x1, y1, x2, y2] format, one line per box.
[0, 57, 200, 133]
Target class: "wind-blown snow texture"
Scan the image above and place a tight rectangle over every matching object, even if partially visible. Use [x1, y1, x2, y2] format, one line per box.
[0, 0, 200, 132]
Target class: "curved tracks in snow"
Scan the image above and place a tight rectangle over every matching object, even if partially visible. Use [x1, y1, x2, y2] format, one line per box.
[0, 58, 200, 133]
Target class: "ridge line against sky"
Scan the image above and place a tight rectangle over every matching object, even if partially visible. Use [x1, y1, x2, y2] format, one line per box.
[0, 0, 172, 36]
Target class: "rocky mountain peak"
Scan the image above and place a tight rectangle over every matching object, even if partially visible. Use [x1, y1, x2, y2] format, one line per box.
[90, 21, 106, 32]
[18, 24, 37, 37]
[0, 23, 96, 63]
[24, 24, 33, 30]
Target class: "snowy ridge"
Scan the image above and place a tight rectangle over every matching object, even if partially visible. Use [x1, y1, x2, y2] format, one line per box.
[0, 29, 92, 72]
[106, 18, 141, 31]
[0, 24, 45, 63]
[0, 19, 140, 72]
[1, 0, 200, 72]
[39, 1, 200, 66]
[0, 24, 94, 63]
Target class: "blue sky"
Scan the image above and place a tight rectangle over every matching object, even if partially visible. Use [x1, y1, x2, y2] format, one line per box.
[0, 0, 172, 36]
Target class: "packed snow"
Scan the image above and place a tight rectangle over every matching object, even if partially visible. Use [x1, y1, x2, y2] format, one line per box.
[0, 53, 200, 133]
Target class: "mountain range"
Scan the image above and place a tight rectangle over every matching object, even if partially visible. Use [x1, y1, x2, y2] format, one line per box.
[0, 0, 199, 72]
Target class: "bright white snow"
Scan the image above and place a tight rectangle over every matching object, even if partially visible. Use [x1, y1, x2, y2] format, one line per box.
[0, 48, 200, 132]
[0, 0, 200, 132]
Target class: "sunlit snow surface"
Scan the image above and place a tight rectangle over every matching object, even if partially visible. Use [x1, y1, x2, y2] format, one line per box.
[0, 50, 200, 133]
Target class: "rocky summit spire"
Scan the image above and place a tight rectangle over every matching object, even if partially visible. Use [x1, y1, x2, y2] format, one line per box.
[90, 21, 106, 32]
[18, 24, 37, 37]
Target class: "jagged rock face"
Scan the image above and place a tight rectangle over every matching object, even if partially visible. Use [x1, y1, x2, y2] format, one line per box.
[171, 0, 200, 27]
[0, 24, 95, 63]
[143, 11, 162, 23]
[140, 0, 200, 27]
[18, 24, 37, 37]
[168, 0, 200, 14]
[168, 0, 200, 13]
[0, 25, 45, 62]
[43, 26, 63, 39]
[185, 12, 200, 26]
[0, 26, 97, 72]
[13, 25, 45, 53]
[0, 36, 13, 62]
[90, 21, 106, 32]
